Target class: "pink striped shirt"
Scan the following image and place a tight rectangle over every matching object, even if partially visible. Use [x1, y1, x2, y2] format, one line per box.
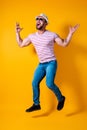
[26, 30, 58, 63]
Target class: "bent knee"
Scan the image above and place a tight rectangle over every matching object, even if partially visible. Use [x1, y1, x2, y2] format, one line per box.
[46, 81, 54, 89]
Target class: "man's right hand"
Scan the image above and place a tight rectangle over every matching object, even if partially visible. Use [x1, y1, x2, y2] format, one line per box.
[16, 22, 23, 33]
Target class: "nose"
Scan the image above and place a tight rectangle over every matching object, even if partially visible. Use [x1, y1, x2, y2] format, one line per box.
[36, 21, 40, 24]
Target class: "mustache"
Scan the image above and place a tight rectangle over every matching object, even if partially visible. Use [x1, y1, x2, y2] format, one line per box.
[36, 25, 44, 30]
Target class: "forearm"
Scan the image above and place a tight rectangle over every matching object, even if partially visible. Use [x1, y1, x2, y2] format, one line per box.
[63, 32, 73, 47]
[55, 32, 73, 47]
[16, 32, 23, 47]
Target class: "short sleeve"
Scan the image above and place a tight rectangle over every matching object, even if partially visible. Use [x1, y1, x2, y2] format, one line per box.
[23, 35, 31, 45]
[54, 33, 59, 39]
[23, 34, 32, 44]
[28, 34, 32, 40]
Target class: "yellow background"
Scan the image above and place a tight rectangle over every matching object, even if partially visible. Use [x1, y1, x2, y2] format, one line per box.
[0, 0, 87, 130]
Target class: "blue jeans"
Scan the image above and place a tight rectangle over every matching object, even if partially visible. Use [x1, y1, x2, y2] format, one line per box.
[32, 60, 63, 105]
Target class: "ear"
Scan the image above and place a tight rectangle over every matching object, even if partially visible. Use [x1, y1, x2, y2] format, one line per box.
[45, 22, 48, 25]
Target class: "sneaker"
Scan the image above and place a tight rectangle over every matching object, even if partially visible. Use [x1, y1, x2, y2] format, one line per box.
[25, 104, 41, 112]
[57, 96, 65, 110]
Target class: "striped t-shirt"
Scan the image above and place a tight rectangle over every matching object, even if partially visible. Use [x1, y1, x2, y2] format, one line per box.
[25, 30, 59, 63]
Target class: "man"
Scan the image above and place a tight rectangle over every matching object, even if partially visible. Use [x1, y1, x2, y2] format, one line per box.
[16, 13, 79, 112]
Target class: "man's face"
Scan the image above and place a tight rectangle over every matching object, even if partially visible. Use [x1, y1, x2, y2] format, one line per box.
[36, 16, 47, 30]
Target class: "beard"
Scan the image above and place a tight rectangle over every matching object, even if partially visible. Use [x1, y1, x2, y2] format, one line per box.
[36, 23, 45, 30]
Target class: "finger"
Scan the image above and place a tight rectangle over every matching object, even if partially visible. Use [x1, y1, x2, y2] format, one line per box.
[74, 24, 80, 29]
[16, 22, 20, 27]
[20, 28, 23, 31]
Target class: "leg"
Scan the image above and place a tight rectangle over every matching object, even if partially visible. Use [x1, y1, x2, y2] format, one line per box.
[46, 60, 63, 101]
[26, 64, 46, 112]
[46, 60, 65, 110]
[32, 64, 46, 105]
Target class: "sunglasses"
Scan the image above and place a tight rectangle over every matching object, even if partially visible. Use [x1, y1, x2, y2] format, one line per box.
[36, 17, 44, 21]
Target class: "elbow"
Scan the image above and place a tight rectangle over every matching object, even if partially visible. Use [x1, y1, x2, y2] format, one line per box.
[18, 43, 24, 48]
[17, 39, 24, 48]
[63, 44, 68, 47]
[61, 43, 67, 47]
[59, 39, 68, 47]
[18, 41, 24, 48]
[19, 44, 24, 48]
[62, 44, 66, 47]
[62, 41, 69, 47]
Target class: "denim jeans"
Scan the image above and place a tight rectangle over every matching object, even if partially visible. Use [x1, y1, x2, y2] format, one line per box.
[32, 60, 63, 105]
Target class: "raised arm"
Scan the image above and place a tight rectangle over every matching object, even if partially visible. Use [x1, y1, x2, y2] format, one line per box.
[55, 24, 79, 47]
[16, 23, 31, 47]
